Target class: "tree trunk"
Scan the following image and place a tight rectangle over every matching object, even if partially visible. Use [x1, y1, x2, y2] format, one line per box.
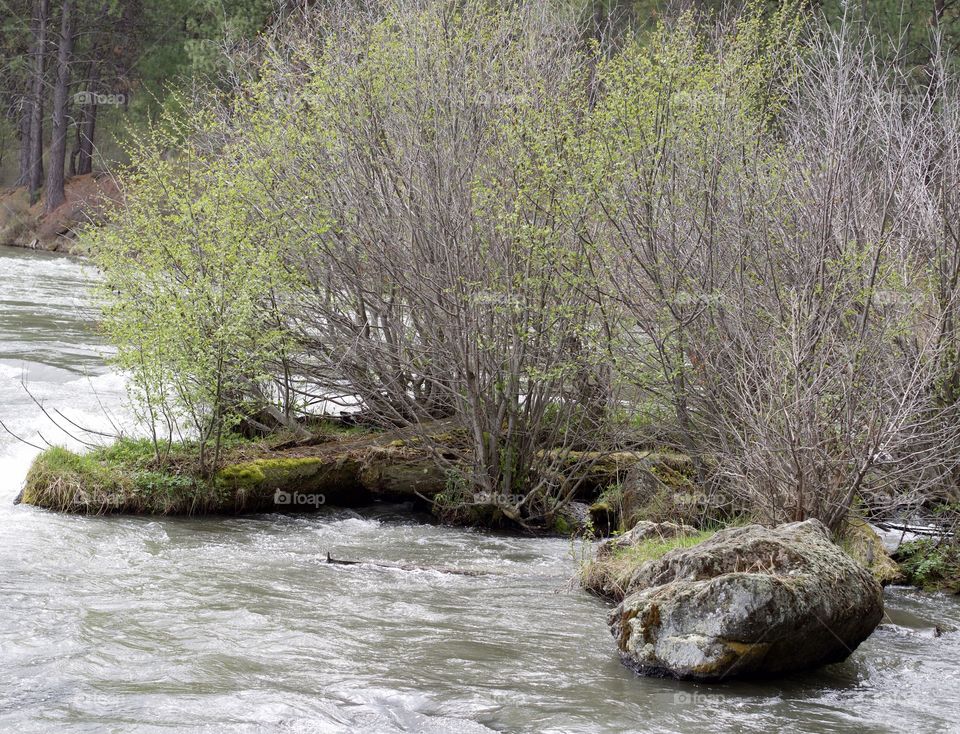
[70, 0, 110, 178]
[27, 0, 49, 204]
[16, 98, 31, 186]
[74, 61, 99, 176]
[44, 0, 74, 214]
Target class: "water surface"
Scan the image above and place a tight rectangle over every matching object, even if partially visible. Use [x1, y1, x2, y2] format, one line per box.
[1, 246, 958, 733]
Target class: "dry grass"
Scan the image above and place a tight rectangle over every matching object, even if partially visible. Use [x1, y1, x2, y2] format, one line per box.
[580, 529, 718, 602]
[19, 445, 224, 515]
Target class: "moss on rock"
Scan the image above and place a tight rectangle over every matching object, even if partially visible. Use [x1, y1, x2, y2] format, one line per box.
[580, 522, 713, 601]
[841, 518, 905, 586]
[217, 456, 367, 509]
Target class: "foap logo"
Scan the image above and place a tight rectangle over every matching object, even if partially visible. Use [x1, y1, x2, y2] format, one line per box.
[273, 489, 325, 507]
[475, 491, 525, 505]
[72, 689, 116, 709]
[73, 90, 126, 107]
[670, 691, 728, 706]
[672, 491, 732, 507]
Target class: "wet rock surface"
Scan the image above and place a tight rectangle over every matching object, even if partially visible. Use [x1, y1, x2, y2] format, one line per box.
[609, 520, 884, 681]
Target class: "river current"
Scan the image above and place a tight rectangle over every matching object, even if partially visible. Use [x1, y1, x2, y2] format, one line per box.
[0, 247, 958, 733]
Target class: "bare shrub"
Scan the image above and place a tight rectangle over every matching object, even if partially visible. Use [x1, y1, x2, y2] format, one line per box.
[241, 0, 616, 527]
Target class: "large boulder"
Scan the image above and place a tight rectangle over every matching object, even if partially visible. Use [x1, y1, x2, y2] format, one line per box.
[609, 519, 883, 681]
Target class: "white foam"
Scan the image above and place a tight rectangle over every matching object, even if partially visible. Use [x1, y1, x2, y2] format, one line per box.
[0, 442, 39, 499]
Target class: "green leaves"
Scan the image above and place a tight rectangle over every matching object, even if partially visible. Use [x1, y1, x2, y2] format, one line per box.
[90, 104, 298, 472]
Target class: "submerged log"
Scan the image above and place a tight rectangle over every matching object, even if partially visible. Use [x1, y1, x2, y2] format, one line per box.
[323, 551, 495, 577]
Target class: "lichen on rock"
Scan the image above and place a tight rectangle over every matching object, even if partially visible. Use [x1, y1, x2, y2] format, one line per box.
[608, 520, 884, 681]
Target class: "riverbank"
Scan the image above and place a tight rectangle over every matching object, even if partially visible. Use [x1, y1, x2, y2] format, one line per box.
[0, 175, 118, 253]
[20, 422, 957, 595]
[18, 422, 677, 533]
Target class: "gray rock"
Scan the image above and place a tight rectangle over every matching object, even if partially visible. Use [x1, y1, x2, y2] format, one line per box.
[609, 519, 883, 681]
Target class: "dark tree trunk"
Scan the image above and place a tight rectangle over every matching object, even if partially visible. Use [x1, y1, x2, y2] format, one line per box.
[71, 60, 99, 177]
[69, 1, 112, 178]
[44, 0, 74, 214]
[27, 0, 49, 204]
[16, 97, 31, 186]
[68, 68, 82, 178]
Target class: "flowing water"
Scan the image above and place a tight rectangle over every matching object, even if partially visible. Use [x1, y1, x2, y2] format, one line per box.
[0, 246, 958, 734]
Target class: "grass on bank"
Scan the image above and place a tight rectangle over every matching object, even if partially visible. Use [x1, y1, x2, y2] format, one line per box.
[839, 517, 905, 586]
[22, 442, 231, 515]
[19, 422, 368, 515]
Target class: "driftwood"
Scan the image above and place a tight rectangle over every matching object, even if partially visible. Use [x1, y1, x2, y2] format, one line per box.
[873, 521, 956, 539]
[323, 552, 495, 576]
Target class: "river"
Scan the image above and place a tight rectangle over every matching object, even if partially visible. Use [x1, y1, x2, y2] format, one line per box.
[0, 246, 958, 733]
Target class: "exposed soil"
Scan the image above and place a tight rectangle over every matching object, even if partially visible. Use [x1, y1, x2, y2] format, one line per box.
[0, 173, 121, 252]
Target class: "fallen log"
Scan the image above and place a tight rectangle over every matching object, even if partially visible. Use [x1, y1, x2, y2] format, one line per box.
[873, 521, 955, 539]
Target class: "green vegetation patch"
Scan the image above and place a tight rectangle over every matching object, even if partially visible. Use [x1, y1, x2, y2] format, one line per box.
[19, 432, 376, 516]
[893, 539, 960, 593]
[20, 435, 267, 515]
[19, 444, 222, 515]
[839, 518, 904, 586]
[580, 527, 718, 602]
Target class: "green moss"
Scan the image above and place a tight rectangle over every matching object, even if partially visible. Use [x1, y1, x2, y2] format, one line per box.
[217, 457, 327, 490]
[893, 539, 960, 593]
[840, 518, 904, 586]
[216, 462, 266, 487]
[552, 514, 573, 536]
